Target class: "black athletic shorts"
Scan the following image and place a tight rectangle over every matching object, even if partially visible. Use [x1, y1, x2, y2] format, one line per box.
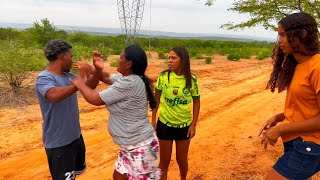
[156, 120, 190, 140]
[45, 135, 86, 180]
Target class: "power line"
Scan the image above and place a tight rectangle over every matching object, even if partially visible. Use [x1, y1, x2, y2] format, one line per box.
[149, 0, 151, 51]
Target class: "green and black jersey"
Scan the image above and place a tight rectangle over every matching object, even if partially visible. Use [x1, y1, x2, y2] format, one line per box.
[155, 71, 200, 127]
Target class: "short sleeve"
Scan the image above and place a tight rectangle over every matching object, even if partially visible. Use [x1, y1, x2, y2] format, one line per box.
[191, 75, 200, 99]
[109, 73, 122, 84]
[309, 64, 320, 95]
[98, 80, 129, 105]
[35, 74, 56, 98]
[155, 74, 164, 92]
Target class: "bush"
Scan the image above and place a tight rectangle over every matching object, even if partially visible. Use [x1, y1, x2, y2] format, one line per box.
[72, 43, 94, 61]
[68, 32, 93, 45]
[110, 60, 119, 67]
[158, 51, 166, 59]
[0, 40, 46, 91]
[26, 18, 65, 47]
[189, 51, 197, 58]
[227, 53, 241, 61]
[205, 56, 212, 64]
[0, 28, 20, 40]
[195, 54, 204, 59]
[257, 49, 271, 60]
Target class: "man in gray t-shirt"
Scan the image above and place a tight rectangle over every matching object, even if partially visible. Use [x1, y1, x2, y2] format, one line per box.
[35, 40, 102, 180]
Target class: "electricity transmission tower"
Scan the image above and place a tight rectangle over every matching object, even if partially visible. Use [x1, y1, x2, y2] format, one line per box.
[117, 0, 145, 45]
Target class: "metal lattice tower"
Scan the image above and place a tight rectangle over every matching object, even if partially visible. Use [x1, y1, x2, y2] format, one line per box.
[117, 0, 145, 45]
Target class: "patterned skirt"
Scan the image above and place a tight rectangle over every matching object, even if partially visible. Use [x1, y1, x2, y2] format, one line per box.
[115, 134, 161, 180]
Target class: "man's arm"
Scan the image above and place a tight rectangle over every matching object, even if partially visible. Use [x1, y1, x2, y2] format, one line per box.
[45, 85, 78, 104]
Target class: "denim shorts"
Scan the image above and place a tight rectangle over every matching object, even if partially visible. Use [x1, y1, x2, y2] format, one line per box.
[274, 137, 320, 179]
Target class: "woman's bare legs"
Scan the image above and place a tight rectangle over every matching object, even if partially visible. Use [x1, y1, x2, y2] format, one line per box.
[159, 139, 173, 180]
[265, 169, 287, 180]
[176, 140, 190, 180]
[113, 170, 128, 180]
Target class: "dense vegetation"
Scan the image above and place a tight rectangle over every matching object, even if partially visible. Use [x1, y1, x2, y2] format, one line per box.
[0, 18, 274, 91]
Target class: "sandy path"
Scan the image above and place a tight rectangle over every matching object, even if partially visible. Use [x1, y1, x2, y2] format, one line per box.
[1, 57, 319, 180]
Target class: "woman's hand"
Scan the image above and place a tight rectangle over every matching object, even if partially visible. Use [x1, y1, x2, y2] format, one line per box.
[187, 124, 196, 139]
[261, 125, 282, 150]
[258, 115, 281, 137]
[93, 51, 104, 71]
[70, 76, 87, 89]
[74, 59, 94, 79]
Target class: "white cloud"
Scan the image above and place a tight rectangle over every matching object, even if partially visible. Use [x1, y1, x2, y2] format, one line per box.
[0, 0, 277, 39]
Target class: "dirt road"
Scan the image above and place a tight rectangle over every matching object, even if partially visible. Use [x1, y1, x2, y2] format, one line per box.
[1, 56, 315, 180]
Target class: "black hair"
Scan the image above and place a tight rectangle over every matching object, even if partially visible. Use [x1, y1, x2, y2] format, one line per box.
[44, 40, 72, 61]
[124, 45, 156, 109]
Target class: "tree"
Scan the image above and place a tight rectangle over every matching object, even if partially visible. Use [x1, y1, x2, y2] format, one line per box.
[197, 0, 215, 5]
[205, 0, 215, 6]
[26, 18, 67, 46]
[0, 40, 45, 92]
[0, 28, 20, 40]
[219, 0, 320, 31]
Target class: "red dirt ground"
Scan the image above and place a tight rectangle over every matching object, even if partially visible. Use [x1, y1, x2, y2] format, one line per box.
[1, 54, 320, 180]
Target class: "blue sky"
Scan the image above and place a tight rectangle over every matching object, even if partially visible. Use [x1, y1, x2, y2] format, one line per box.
[0, 0, 277, 39]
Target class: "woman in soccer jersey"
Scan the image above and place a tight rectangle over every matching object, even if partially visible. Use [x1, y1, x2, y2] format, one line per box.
[152, 47, 200, 180]
[258, 12, 320, 179]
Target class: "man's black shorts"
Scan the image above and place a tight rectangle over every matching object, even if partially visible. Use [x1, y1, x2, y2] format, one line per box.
[45, 135, 86, 180]
[156, 120, 190, 140]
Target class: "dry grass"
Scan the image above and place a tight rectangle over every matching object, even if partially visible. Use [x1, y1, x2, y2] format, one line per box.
[0, 86, 38, 108]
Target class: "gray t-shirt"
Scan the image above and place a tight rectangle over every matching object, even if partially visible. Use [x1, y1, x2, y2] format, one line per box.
[35, 70, 81, 149]
[99, 74, 154, 145]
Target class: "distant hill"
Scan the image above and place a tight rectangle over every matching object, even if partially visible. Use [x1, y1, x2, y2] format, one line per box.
[0, 22, 276, 42]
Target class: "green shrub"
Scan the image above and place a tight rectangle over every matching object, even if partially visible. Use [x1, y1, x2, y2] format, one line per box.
[0, 40, 46, 91]
[257, 49, 271, 60]
[195, 54, 204, 59]
[110, 60, 119, 67]
[72, 43, 93, 61]
[189, 51, 197, 58]
[112, 47, 123, 56]
[227, 53, 241, 61]
[205, 56, 212, 64]
[96, 44, 110, 61]
[0, 28, 20, 40]
[158, 51, 166, 59]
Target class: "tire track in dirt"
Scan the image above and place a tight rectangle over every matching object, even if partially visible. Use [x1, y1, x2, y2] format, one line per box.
[200, 72, 269, 121]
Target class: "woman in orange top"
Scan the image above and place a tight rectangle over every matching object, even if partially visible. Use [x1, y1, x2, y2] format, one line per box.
[259, 12, 320, 179]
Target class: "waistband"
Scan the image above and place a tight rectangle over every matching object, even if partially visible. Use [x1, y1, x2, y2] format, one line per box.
[159, 118, 189, 128]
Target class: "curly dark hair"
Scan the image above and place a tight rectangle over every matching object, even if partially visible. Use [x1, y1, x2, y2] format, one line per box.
[44, 40, 72, 61]
[124, 45, 156, 109]
[267, 12, 319, 93]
